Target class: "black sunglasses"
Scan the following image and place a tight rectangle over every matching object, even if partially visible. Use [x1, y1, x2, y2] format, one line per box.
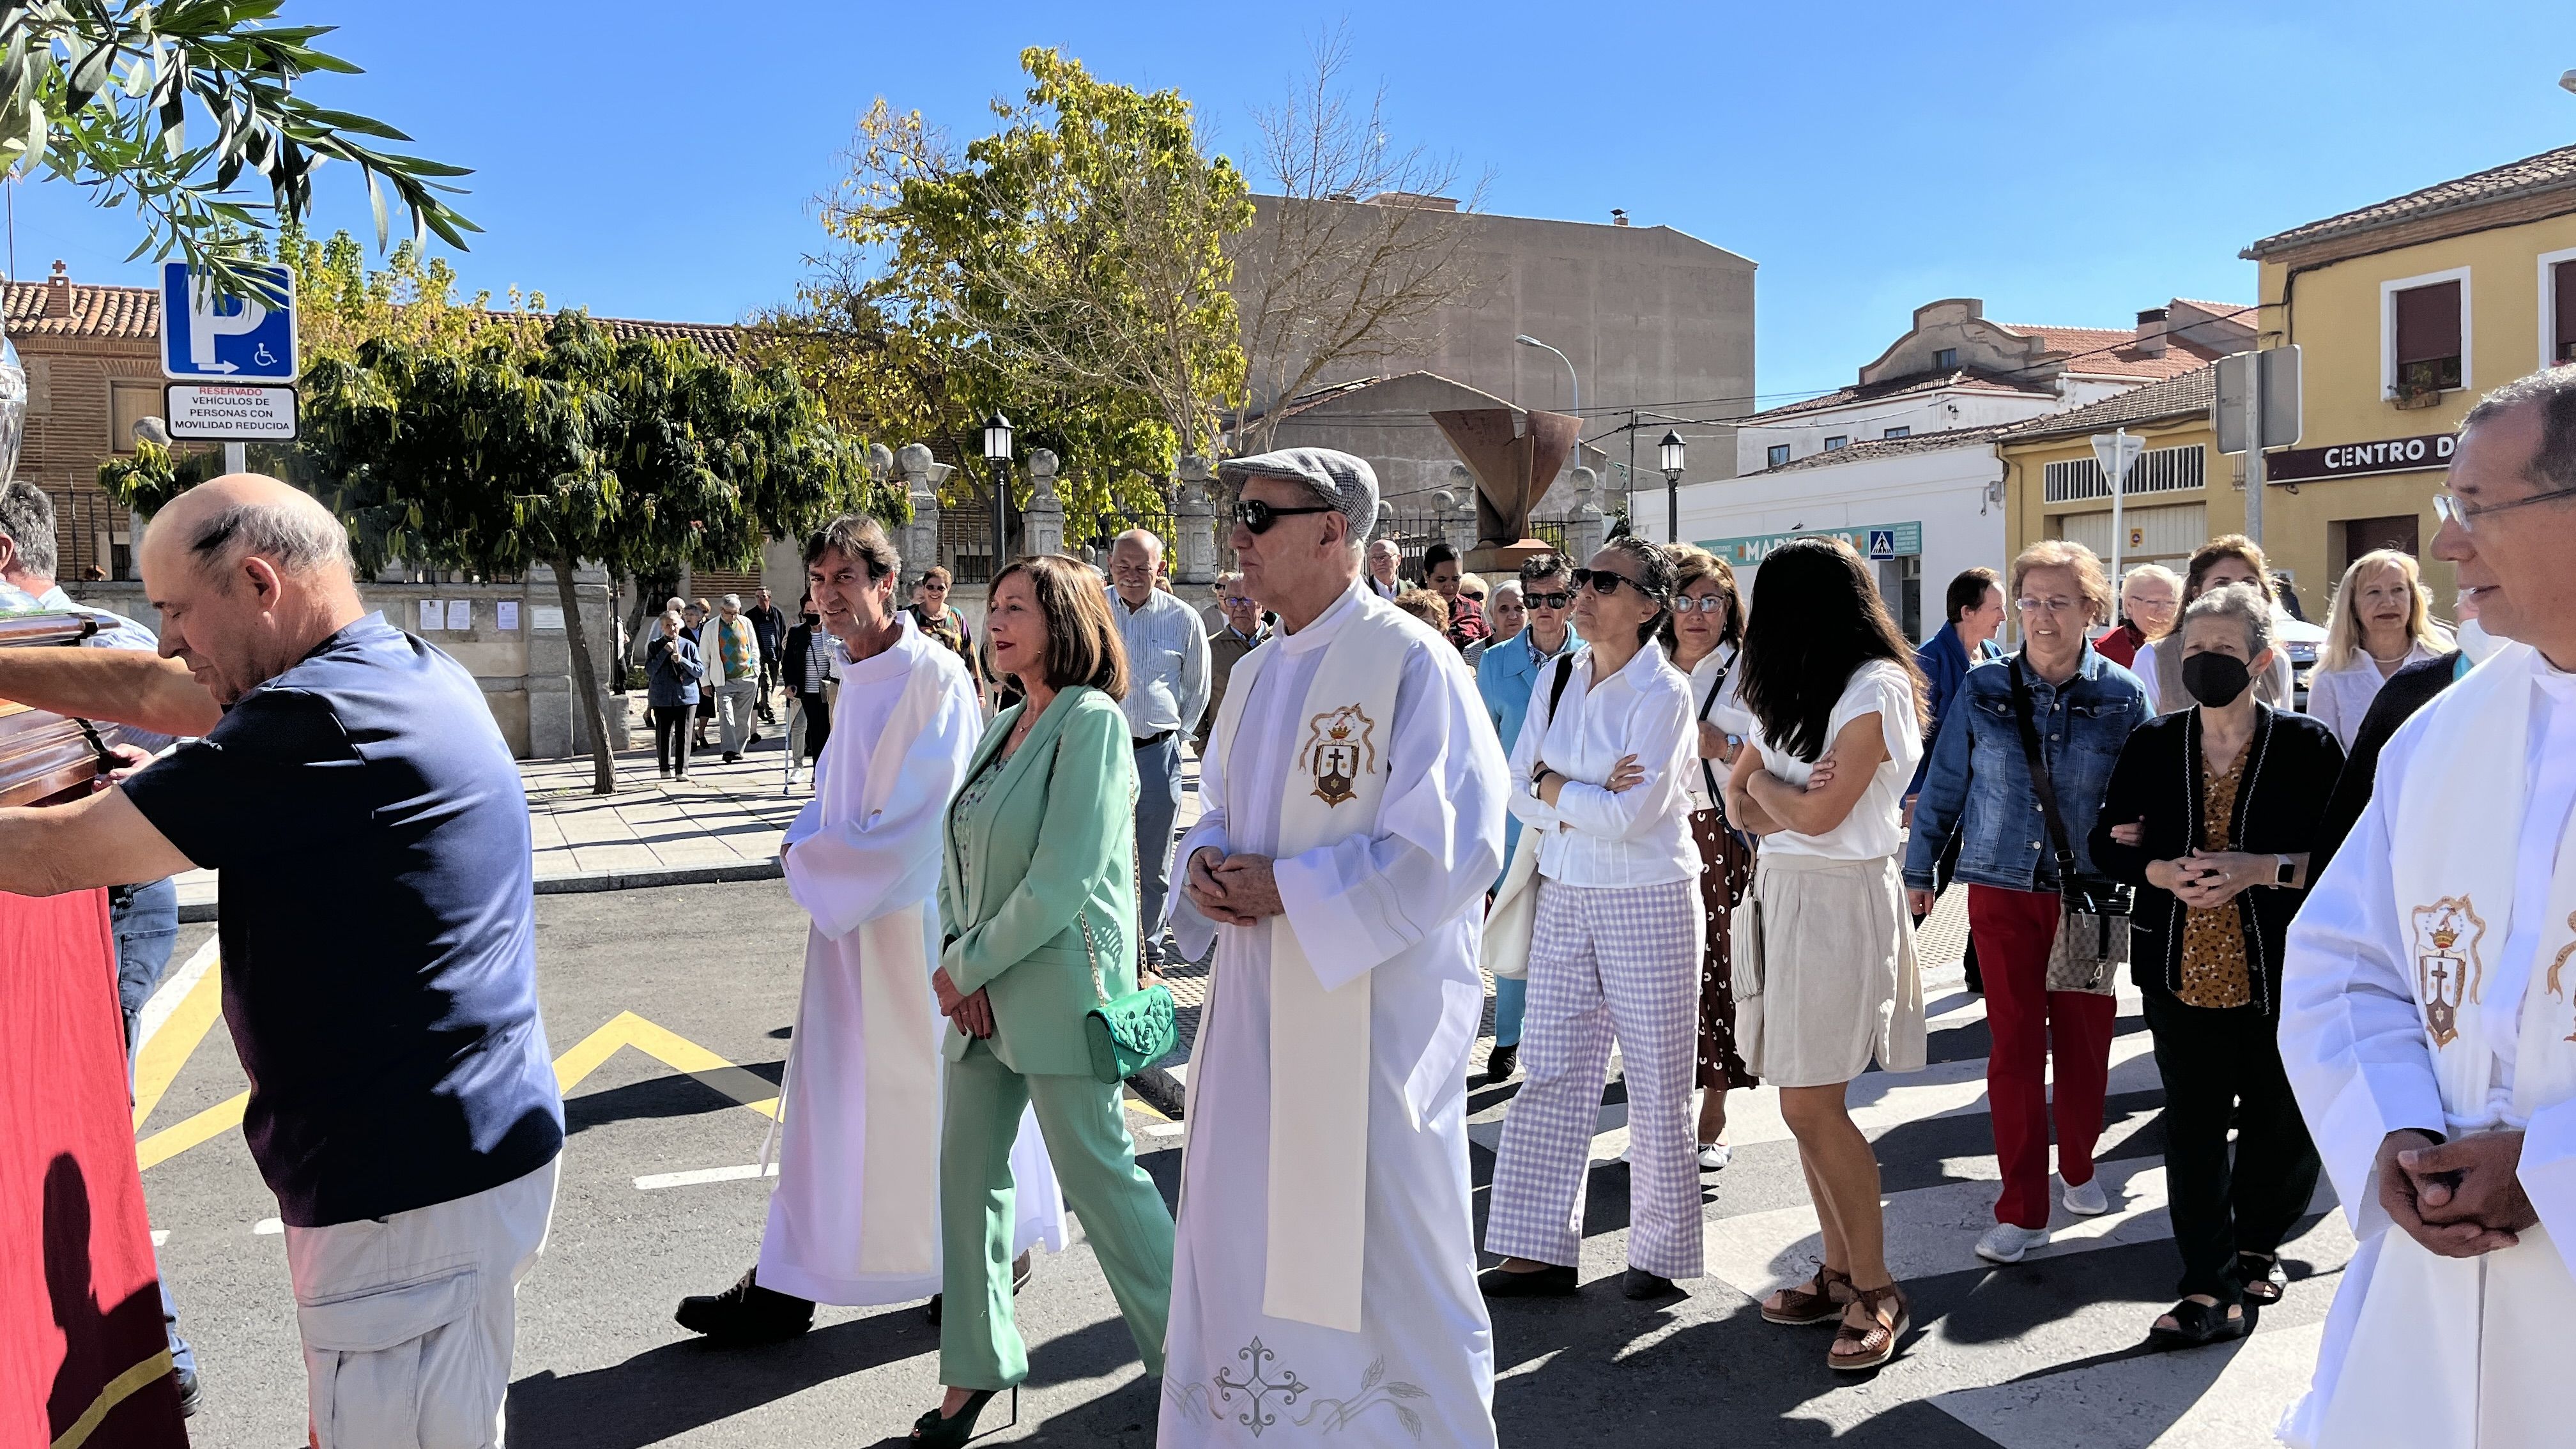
[1523, 590, 1574, 610]
[1231, 500, 1337, 534]
[1570, 567, 1659, 600]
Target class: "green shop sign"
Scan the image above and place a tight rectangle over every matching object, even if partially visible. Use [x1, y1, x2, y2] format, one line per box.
[1696, 521, 1923, 567]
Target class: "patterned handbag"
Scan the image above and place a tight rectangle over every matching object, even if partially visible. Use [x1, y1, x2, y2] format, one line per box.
[1078, 841, 1176, 1085]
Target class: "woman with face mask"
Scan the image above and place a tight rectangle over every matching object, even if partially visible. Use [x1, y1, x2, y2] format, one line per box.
[2089, 583, 2346, 1348]
[781, 594, 838, 781]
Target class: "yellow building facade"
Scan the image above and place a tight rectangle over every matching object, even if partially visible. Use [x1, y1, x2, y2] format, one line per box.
[2244, 144, 2576, 618]
[1999, 365, 2241, 583]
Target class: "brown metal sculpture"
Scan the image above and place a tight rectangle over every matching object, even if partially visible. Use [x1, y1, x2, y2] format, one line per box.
[1430, 407, 1581, 574]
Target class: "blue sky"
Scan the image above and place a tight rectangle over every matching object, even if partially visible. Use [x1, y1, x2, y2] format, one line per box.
[13, 1, 2576, 409]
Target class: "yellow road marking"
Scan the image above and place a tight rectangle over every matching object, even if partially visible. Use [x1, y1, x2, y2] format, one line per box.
[140, 1010, 784, 1172]
[131, 957, 224, 1130]
[136, 1091, 247, 1170]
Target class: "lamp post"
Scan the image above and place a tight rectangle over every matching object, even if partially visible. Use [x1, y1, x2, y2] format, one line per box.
[1515, 333, 1579, 418]
[1659, 430, 1686, 546]
[982, 411, 1015, 581]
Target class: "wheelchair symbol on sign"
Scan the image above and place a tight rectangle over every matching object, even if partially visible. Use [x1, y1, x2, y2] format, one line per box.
[252, 342, 278, 367]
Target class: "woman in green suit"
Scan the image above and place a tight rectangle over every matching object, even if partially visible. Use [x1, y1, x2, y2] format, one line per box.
[914, 553, 1177, 1446]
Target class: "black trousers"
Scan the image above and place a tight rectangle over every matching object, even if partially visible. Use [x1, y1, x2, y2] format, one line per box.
[2143, 990, 2320, 1303]
[797, 692, 831, 762]
[652, 705, 693, 775]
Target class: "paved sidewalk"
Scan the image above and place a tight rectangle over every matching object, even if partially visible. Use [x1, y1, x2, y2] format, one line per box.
[172, 730, 819, 916]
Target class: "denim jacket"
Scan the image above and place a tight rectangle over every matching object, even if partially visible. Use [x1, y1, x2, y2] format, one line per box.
[1901, 645, 2150, 893]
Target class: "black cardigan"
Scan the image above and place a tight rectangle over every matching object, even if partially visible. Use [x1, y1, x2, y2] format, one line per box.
[2087, 705, 2346, 1016]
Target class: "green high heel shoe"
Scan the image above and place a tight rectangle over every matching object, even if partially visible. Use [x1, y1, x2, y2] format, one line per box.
[910, 1386, 1015, 1446]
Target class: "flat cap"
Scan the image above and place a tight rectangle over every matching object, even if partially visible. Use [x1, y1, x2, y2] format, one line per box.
[1218, 447, 1380, 540]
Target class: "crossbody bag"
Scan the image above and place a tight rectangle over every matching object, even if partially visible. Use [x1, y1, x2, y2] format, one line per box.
[2007, 657, 2132, 994]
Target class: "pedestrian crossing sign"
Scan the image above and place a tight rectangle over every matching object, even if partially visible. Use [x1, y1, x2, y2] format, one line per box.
[1867, 530, 1897, 560]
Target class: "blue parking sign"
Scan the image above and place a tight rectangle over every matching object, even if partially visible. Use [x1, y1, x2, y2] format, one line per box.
[1866, 529, 1897, 560]
[161, 262, 296, 383]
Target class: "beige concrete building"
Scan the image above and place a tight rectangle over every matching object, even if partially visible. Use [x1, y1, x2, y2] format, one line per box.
[1232, 196, 1758, 510]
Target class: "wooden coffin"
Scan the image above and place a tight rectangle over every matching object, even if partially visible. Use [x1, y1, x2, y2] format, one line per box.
[0, 613, 118, 809]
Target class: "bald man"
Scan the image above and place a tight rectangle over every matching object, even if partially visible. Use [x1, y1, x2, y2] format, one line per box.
[0, 475, 563, 1449]
[1108, 528, 1209, 968]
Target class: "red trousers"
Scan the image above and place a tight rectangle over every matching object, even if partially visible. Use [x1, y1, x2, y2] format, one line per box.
[1970, 885, 2119, 1229]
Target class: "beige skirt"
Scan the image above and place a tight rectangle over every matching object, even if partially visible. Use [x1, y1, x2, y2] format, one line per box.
[1736, 852, 1926, 1089]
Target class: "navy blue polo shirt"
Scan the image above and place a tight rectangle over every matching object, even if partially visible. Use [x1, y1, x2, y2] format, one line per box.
[124, 613, 562, 1226]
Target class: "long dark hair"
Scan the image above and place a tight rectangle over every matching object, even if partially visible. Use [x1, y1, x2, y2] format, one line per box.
[1738, 536, 1928, 762]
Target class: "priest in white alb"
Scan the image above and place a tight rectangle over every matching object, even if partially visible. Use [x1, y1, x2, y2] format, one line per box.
[1162, 448, 1508, 1447]
[2279, 369, 2576, 1448]
[675, 516, 1062, 1342]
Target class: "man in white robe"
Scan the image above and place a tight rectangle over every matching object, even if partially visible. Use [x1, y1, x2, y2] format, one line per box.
[1163, 448, 1508, 1447]
[676, 517, 1062, 1342]
[2280, 372, 2576, 1446]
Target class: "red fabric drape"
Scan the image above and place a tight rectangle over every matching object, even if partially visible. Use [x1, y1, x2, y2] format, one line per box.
[0, 887, 187, 1449]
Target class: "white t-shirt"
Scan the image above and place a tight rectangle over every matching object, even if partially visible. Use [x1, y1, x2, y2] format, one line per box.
[1681, 643, 1751, 813]
[1747, 659, 1922, 861]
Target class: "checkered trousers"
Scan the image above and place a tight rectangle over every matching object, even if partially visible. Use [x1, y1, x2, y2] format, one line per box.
[1483, 877, 1706, 1278]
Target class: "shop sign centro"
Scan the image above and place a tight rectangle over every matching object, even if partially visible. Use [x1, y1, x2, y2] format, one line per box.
[2265, 431, 2455, 484]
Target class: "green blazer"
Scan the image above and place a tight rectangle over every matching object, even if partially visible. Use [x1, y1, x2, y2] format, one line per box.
[939, 685, 1140, 1076]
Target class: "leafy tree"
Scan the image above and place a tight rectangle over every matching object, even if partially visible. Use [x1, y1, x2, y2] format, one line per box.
[106, 314, 887, 793]
[772, 47, 1248, 555]
[0, 3, 477, 297]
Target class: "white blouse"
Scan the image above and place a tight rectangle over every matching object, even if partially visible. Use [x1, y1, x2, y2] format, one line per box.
[1680, 643, 1751, 813]
[1506, 639, 1698, 887]
[2305, 640, 2448, 751]
[1746, 659, 1923, 862]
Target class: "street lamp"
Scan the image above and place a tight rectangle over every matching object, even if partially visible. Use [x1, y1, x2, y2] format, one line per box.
[2560, 68, 2576, 95]
[1658, 430, 1686, 546]
[1515, 334, 1579, 417]
[983, 411, 1014, 579]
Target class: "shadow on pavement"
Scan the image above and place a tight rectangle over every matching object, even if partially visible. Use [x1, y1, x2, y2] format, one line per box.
[510, 1312, 930, 1447]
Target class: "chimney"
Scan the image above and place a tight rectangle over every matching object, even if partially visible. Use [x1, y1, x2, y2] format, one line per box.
[2135, 307, 2169, 356]
[43, 259, 71, 319]
[1610, 208, 1630, 227]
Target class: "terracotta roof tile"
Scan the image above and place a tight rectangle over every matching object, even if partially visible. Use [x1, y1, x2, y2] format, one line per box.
[1997, 363, 2218, 443]
[3, 279, 158, 339]
[1760, 424, 2009, 474]
[592, 314, 742, 360]
[2244, 144, 2576, 258]
[1740, 368, 2053, 424]
[1993, 322, 2229, 381]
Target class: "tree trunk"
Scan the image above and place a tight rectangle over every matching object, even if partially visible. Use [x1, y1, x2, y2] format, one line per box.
[551, 554, 618, 795]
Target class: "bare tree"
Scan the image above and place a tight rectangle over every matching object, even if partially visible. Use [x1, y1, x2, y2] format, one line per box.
[1230, 29, 1495, 454]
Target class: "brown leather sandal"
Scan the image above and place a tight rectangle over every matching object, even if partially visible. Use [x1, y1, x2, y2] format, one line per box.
[1828, 1284, 1910, 1371]
[1760, 1263, 1855, 1326]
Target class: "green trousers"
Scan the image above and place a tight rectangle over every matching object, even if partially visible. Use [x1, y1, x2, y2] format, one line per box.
[939, 1040, 1176, 1390]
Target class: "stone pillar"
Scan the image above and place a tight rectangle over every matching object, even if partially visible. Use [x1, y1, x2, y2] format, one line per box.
[1436, 479, 1476, 561]
[1564, 466, 1606, 567]
[1173, 454, 1218, 585]
[895, 442, 939, 585]
[1022, 448, 1066, 559]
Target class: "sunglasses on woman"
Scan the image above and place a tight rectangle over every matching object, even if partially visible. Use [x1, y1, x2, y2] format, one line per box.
[1230, 499, 1337, 534]
[1522, 590, 1574, 610]
[1570, 567, 1658, 600]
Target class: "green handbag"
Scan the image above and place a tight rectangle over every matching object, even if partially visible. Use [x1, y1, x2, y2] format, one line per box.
[1077, 855, 1176, 1085]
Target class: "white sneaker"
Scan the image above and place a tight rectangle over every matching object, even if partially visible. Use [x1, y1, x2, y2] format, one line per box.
[1976, 1222, 2043, 1264]
[2062, 1176, 2110, 1216]
[1696, 1142, 1732, 1172]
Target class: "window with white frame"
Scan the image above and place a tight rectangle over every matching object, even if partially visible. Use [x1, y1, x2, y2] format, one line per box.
[2042, 443, 2207, 503]
[2382, 267, 2470, 399]
[2543, 247, 2576, 366]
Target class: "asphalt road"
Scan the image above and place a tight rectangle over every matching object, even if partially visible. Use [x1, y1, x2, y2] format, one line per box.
[135, 880, 2347, 1447]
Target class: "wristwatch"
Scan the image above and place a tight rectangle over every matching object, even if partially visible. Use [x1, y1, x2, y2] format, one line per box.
[2273, 855, 2297, 887]
[1529, 765, 1554, 799]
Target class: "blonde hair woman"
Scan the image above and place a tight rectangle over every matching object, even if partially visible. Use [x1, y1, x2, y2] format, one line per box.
[2307, 549, 2451, 750]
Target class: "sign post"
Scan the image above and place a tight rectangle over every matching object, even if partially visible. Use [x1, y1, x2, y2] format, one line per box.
[158, 261, 298, 473]
[2214, 346, 2303, 548]
[2090, 427, 2144, 592]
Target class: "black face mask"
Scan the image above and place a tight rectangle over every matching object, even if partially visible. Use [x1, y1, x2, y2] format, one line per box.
[2181, 652, 2252, 707]
[802, 612, 820, 626]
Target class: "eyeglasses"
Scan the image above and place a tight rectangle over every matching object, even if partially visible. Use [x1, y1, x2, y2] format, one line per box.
[1231, 500, 1337, 534]
[1570, 567, 1660, 600]
[2434, 487, 2576, 532]
[1220, 595, 1255, 609]
[1523, 590, 1573, 610]
[2016, 596, 2081, 615]
[1673, 595, 1731, 615]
